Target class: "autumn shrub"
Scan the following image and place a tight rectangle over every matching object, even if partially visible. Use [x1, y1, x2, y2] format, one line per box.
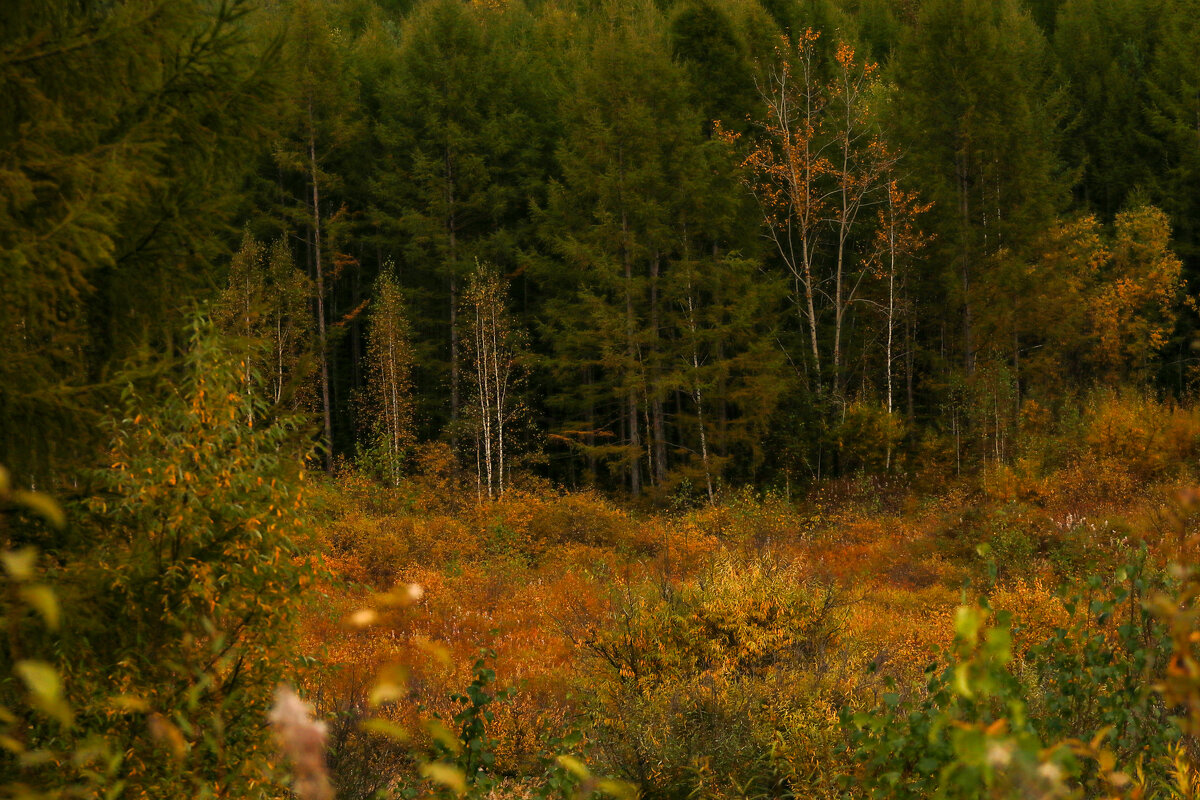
[1043, 514, 1137, 581]
[702, 488, 810, 550]
[845, 559, 1179, 799]
[579, 551, 847, 799]
[322, 511, 414, 587]
[1, 318, 315, 799]
[1008, 390, 1200, 512]
[520, 490, 636, 551]
[411, 442, 473, 515]
[1082, 389, 1200, 482]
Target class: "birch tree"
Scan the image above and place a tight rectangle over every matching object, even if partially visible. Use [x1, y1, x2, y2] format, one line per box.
[724, 31, 893, 398]
[462, 262, 524, 500]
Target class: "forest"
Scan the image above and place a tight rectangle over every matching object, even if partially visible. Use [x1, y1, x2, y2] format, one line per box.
[4, 0, 1200, 797]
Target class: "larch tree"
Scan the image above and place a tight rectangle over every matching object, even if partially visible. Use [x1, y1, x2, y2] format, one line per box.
[1144, 0, 1200, 267]
[890, 0, 1065, 468]
[1054, 0, 1161, 218]
[214, 232, 269, 423]
[215, 234, 315, 421]
[362, 267, 415, 488]
[0, 0, 281, 480]
[893, 0, 1064, 379]
[537, 0, 787, 495]
[377, 0, 547, 444]
[272, 0, 365, 471]
[537, 3, 689, 494]
[264, 238, 316, 411]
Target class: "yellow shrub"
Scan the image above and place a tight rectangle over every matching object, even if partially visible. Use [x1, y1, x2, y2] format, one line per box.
[1084, 390, 1200, 482]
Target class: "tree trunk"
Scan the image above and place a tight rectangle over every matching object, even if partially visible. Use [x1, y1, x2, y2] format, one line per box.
[621, 205, 641, 495]
[309, 111, 334, 473]
[957, 150, 975, 375]
[649, 252, 667, 486]
[446, 150, 460, 440]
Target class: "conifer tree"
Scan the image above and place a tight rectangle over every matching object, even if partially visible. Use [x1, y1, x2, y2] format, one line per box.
[0, 0, 282, 479]
[215, 233, 315, 416]
[892, 0, 1065, 461]
[536, 3, 695, 493]
[538, 0, 787, 493]
[1144, 0, 1200, 266]
[362, 267, 415, 487]
[1054, 0, 1161, 218]
[895, 0, 1064, 365]
[375, 0, 551, 444]
[271, 0, 367, 471]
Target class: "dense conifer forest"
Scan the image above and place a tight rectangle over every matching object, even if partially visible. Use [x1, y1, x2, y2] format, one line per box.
[5, 0, 1200, 797]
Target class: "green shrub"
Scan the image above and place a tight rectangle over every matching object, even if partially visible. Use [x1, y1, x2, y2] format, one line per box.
[1, 318, 314, 799]
[844, 558, 1178, 799]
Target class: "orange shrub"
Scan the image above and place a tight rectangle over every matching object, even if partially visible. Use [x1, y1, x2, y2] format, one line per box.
[1083, 390, 1200, 483]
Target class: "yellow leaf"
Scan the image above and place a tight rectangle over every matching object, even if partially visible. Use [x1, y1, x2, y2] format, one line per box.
[369, 681, 405, 707]
[110, 695, 149, 713]
[15, 660, 71, 726]
[597, 779, 638, 799]
[19, 585, 59, 630]
[556, 755, 590, 779]
[425, 720, 461, 754]
[2, 547, 37, 581]
[420, 762, 466, 795]
[361, 718, 409, 742]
